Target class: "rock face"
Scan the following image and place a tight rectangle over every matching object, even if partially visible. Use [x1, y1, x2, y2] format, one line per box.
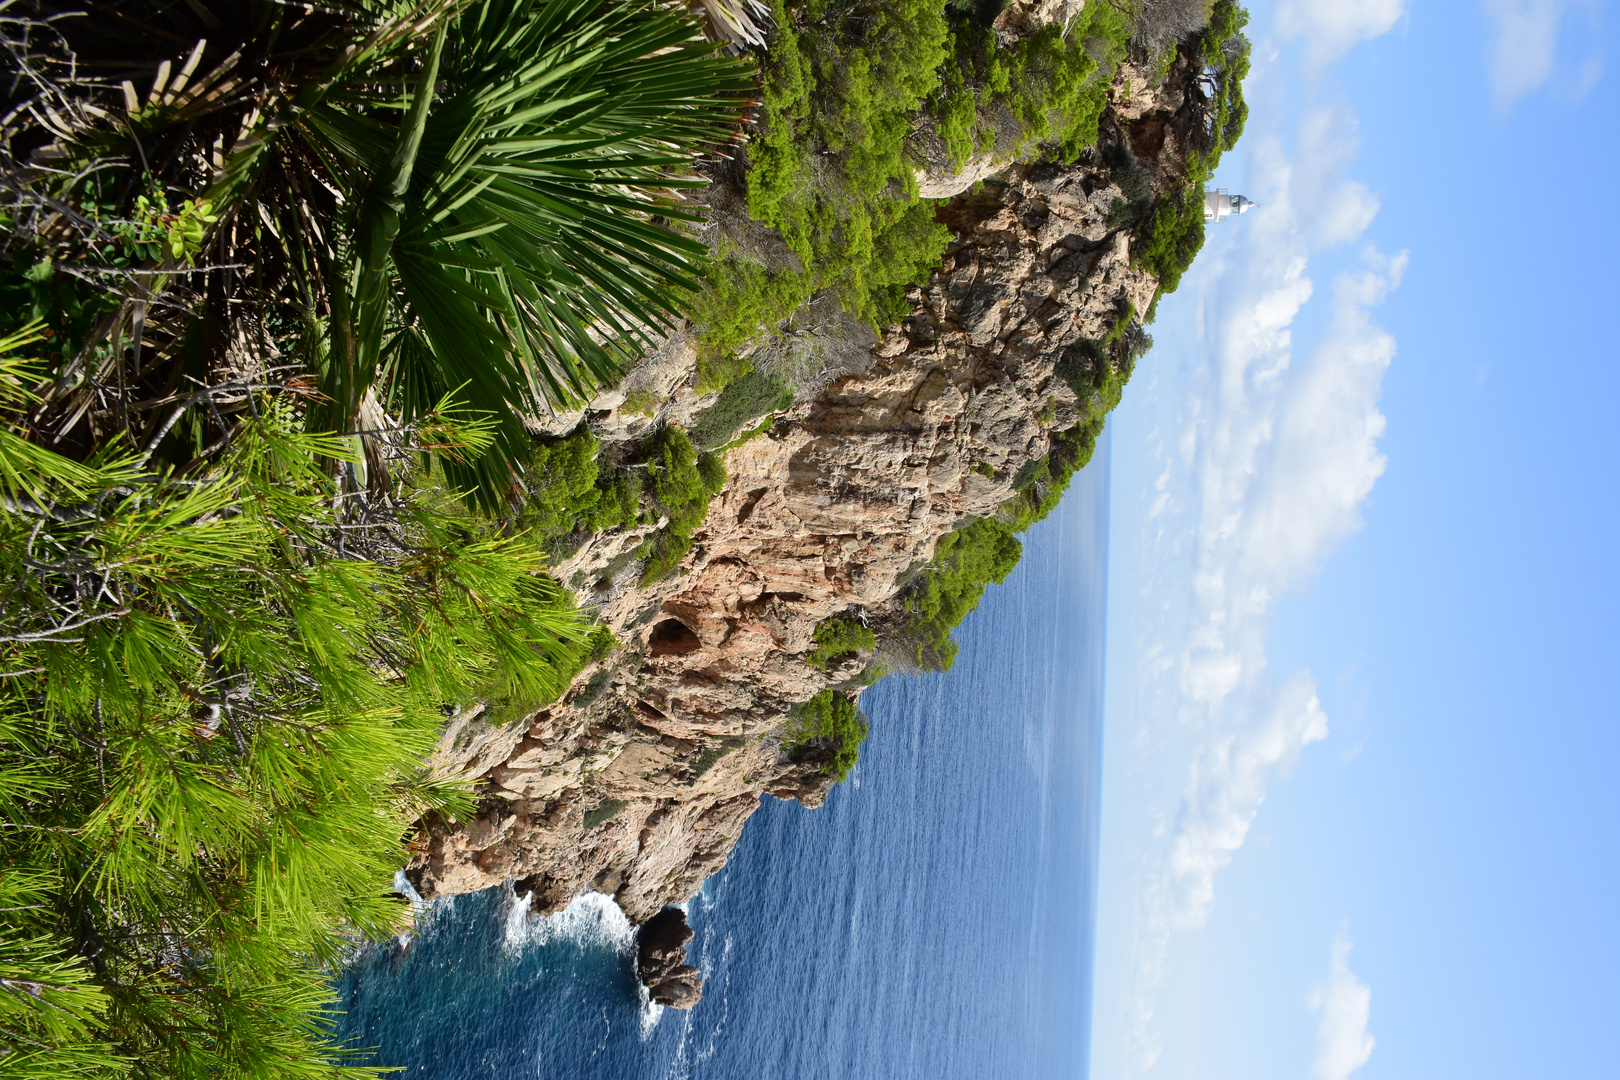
[637, 907, 705, 1009]
[404, 63, 1198, 925]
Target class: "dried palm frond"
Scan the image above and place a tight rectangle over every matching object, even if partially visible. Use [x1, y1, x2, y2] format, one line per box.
[686, 0, 772, 49]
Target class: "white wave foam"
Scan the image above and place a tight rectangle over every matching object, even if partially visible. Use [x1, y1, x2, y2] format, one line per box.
[539, 890, 639, 954]
[391, 869, 431, 948]
[497, 888, 642, 959]
[391, 869, 425, 905]
[501, 885, 535, 953]
[637, 978, 666, 1039]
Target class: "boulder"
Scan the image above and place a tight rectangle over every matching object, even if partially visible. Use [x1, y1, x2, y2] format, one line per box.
[637, 907, 704, 1009]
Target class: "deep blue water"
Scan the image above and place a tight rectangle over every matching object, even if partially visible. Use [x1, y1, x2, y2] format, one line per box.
[335, 437, 1110, 1079]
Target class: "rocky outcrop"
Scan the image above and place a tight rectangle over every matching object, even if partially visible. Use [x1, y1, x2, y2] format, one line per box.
[404, 65, 1191, 925]
[637, 907, 705, 1009]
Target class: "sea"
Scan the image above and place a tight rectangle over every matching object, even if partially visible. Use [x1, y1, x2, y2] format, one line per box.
[334, 435, 1111, 1080]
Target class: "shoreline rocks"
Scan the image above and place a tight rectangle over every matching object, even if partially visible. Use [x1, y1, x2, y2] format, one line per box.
[637, 907, 704, 1009]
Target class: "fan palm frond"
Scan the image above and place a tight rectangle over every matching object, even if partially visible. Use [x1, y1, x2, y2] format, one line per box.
[3, 0, 752, 505]
[360, 0, 754, 501]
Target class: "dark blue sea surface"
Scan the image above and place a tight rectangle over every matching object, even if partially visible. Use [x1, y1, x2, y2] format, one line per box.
[335, 438, 1110, 1079]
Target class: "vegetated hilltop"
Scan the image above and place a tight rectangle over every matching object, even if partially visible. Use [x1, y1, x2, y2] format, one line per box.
[407, 1, 1252, 927]
[0, 0, 1247, 1065]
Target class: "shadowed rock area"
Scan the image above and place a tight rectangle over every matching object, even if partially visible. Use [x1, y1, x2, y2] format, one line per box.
[637, 907, 704, 1009]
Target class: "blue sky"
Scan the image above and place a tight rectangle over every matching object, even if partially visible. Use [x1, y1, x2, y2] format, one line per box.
[1091, 2, 1620, 1078]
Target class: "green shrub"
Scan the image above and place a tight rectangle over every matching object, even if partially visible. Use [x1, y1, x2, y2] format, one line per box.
[1000, 325, 1139, 532]
[806, 617, 878, 669]
[689, 256, 816, 392]
[643, 426, 716, 536]
[514, 425, 646, 545]
[697, 450, 728, 492]
[744, 0, 953, 327]
[638, 426, 728, 583]
[903, 517, 1023, 670]
[784, 690, 870, 782]
[1135, 0, 1252, 304]
[588, 467, 641, 533]
[583, 799, 628, 830]
[1000, 421, 1104, 532]
[994, 14, 1125, 157]
[586, 624, 618, 662]
[572, 664, 617, 709]
[1136, 187, 1207, 299]
[709, 0, 1131, 371]
[517, 426, 604, 542]
[932, 6, 1129, 167]
[934, 59, 981, 169]
[1198, 0, 1252, 156]
[689, 368, 796, 449]
[621, 389, 659, 416]
[718, 412, 782, 452]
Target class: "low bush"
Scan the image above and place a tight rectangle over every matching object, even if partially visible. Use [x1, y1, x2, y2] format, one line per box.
[901, 517, 1023, 671]
[806, 617, 878, 670]
[689, 368, 796, 450]
[638, 426, 728, 583]
[515, 426, 644, 547]
[742, 0, 953, 329]
[1135, 0, 1251, 304]
[1136, 186, 1207, 298]
[784, 690, 870, 782]
[1000, 422, 1105, 533]
[516, 426, 605, 543]
[1003, 321, 1143, 532]
[933, 5, 1130, 168]
[583, 799, 628, 830]
[707, 0, 1134, 378]
[621, 389, 659, 416]
[688, 255, 816, 393]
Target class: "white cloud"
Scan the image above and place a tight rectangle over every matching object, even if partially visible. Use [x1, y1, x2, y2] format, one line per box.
[1161, 675, 1328, 933]
[1239, 248, 1403, 592]
[1278, 0, 1406, 67]
[1481, 0, 1604, 108]
[1310, 931, 1376, 1080]
[1116, 100, 1405, 1074]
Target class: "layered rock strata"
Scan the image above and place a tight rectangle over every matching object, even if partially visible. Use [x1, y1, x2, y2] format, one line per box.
[406, 63, 1197, 928]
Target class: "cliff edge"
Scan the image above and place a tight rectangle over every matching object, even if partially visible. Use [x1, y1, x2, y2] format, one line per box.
[405, 57, 1202, 927]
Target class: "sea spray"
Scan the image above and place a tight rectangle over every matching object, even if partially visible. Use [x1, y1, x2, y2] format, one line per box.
[501, 885, 534, 953]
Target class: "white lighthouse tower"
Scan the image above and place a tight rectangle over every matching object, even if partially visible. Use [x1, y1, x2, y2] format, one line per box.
[1204, 188, 1255, 223]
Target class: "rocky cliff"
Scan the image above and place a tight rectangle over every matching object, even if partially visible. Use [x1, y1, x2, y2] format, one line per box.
[404, 57, 1196, 928]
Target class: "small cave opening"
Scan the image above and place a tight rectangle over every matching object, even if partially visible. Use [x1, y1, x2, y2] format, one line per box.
[647, 618, 702, 657]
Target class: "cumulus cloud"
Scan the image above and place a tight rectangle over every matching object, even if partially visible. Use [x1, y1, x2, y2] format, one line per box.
[1118, 101, 1405, 1074]
[1481, 0, 1604, 108]
[1310, 931, 1376, 1080]
[1239, 249, 1403, 591]
[1277, 0, 1406, 67]
[1160, 676, 1328, 932]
